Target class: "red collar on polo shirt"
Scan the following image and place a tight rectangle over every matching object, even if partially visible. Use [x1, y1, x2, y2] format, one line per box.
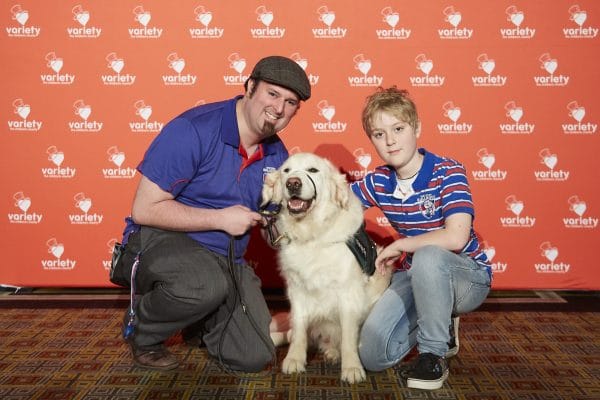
[238, 143, 265, 174]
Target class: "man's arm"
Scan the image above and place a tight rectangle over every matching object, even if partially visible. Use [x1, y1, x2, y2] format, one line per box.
[131, 175, 262, 237]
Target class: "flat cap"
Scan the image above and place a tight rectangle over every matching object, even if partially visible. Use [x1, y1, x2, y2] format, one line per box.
[247, 56, 311, 101]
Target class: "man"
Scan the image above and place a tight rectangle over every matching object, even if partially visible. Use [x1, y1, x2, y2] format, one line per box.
[111, 56, 311, 372]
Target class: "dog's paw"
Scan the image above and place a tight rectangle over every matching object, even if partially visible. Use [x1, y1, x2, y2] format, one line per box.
[323, 348, 340, 363]
[341, 366, 367, 384]
[282, 356, 306, 374]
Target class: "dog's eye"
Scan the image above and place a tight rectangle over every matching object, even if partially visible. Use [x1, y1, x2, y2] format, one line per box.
[283, 168, 290, 173]
[307, 168, 319, 173]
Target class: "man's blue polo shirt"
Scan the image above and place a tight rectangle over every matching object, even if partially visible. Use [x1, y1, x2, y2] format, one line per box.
[123, 96, 288, 261]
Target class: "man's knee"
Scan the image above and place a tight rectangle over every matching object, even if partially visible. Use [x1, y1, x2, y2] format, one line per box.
[410, 245, 447, 276]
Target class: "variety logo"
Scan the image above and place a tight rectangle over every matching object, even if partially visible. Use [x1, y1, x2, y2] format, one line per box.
[563, 4, 598, 38]
[312, 5, 347, 38]
[69, 192, 103, 225]
[500, 101, 535, 135]
[163, 52, 197, 85]
[189, 5, 224, 38]
[290, 52, 320, 86]
[437, 101, 472, 134]
[42, 238, 76, 270]
[481, 241, 507, 273]
[562, 100, 597, 135]
[410, 54, 445, 87]
[375, 215, 391, 227]
[471, 148, 507, 181]
[102, 238, 119, 270]
[500, 195, 536, 227]
[129, 5, 163, 38]
[8, 191, 43, 224]
[68, 99, 103, 133]
[348, 54, 383, 87]
[564, 195, 598, 228]
[251, 5, 285, 38]
[438, 5, 473, 39]
[102, 52, 136, 85]
[42, 146, 76, 179]
[223, 53, 250, 86]
[347, 148, 372, 180]
[41, 52, 75, 85]
[130, 100, 163, 133]
[6, 4, 40, 37]
[103, 146, 137, 179]
[472, 53, 507, 87]
[312, 100, 347, 133]
[535, 242, 570, 273]
[67, 5, 101, 38]
[376, 6, 411, 40]
[8, 98, 42, 132]
[500, 5, 535, 38]
[534, 148, 569, 181]
[533, 53, 570, 86]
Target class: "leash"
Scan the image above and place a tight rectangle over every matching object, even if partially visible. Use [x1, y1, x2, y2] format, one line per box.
[122, 252, 141, 340]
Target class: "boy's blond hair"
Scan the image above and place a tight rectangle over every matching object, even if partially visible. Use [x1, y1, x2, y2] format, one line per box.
[361, 86, 419, 136]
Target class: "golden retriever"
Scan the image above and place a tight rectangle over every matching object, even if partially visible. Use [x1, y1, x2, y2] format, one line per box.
[261, 152, 391, 383]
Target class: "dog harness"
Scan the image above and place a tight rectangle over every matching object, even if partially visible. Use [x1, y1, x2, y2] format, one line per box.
[345, 224, 377, 276]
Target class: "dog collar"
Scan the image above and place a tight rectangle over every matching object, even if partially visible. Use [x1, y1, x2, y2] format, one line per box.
[345, 224, 377, 276]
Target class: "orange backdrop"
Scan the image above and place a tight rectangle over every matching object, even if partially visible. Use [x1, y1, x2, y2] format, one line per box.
[2, 1, 599, 289]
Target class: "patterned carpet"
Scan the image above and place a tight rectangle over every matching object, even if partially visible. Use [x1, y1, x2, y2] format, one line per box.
[0, 292, 599, 400]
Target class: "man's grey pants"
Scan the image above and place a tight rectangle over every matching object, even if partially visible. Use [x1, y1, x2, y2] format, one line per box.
[121, 226, 274, 372]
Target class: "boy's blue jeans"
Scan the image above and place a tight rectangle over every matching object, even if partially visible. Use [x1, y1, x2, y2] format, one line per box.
[358, 245, 491, 371]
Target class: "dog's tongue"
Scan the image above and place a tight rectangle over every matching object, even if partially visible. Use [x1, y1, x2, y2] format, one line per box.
[288, 198, 310, 213]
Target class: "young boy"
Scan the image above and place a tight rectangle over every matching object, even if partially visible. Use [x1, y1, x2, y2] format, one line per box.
[351, 87, 491, 390]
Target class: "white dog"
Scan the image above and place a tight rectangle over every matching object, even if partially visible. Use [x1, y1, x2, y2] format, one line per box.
[261, 152, 391, 383]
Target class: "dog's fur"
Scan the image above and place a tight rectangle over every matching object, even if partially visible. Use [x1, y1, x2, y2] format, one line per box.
[262, 152, 391, 383]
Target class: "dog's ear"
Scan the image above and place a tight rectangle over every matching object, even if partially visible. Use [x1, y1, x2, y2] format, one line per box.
[333, 172, 350, 209]
[261, 170, 282, 206]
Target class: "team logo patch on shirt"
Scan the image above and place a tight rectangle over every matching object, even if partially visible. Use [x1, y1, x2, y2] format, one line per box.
[418, 194, 436, 219]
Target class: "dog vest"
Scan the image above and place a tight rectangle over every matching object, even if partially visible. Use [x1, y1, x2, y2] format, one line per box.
[345, 224, 377, 276]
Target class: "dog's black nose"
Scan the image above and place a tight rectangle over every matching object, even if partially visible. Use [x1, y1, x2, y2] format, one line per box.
[286, 177, 302, 194]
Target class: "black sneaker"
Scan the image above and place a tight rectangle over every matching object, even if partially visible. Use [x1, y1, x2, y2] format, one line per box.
[406, 353, 449, 390]
[445, 316, 460, 358]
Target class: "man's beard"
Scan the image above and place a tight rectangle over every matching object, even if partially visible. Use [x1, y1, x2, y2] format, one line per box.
[261, 120, 276, 136]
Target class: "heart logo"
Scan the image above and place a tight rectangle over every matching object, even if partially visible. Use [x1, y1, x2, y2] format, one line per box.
[15, 11, 29, 26]
[260, 12, 273, 27]
[198, 12, 212, 27]
[357, 154, 372, 169]
[357, 60, 371, 75]
[544, 60, 557, 75]
[17, 198, 31, 213]
[509, 108, 523, 122]
[572, 202, 587, 216]
[77, 106, 91, 121]
[447, 13, 461, 27]
[573, 12, 587, 26]
[76, 12, 90, 26]
[50, 59, 63, 74]
[111, 60, 124, 74]
[50, 152, 64, 166]
[17, 105, 30, 119]
[320, 106, 335, 121]
[483, 247, 496, 261]
[481, 155, 495, 169]
[111, 152, 125, 167]
[481, 60, 495, 75]
[321, 12, 335, 27]
[509, 201, 524, 216]
[510, 12, 524, 27]
[232, 60, 246, 74]
[51, 244, 64, 259]
[446, 108, 460, 122]
[295, 59, 308, 70]
[544, 248, 558, 262]
[419, 61, 433, 75]
[171, 59, 185, 74]
[570, 108, 585, 122]
[385, 13, 399, 28]
[543, 155, 557, 170]
[138, 106, 152, 121]
[137, 12, 151, 27]
[78, 198, 92, 213]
